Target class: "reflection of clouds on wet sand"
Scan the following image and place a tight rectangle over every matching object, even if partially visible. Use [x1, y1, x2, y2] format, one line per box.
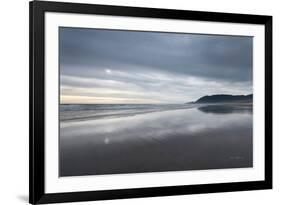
[60, 106, 253, 177]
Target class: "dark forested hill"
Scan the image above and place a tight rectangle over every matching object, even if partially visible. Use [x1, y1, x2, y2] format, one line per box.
[194, 94, 253, 104]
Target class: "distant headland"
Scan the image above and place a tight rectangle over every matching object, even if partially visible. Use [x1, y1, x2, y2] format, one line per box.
[189, 94, 253, 104]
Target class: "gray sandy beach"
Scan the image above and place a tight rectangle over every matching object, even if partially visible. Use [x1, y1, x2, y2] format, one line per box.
[59, 103, 253, 177]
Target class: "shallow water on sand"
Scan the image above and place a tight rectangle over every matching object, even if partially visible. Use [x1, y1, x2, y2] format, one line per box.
[59, 104, 253, 177]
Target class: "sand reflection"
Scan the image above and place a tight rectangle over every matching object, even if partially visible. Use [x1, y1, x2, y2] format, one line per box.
[60, 106, 253, 176]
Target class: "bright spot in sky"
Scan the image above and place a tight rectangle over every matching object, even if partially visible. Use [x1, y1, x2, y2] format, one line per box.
[105, 69, 111, 74]
[104, 137, 110, 144]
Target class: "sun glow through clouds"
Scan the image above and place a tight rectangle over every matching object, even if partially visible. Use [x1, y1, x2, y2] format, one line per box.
[105, 69, 111, 74]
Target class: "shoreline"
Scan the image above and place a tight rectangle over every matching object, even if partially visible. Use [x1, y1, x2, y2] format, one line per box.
[60, 102, 253, 122]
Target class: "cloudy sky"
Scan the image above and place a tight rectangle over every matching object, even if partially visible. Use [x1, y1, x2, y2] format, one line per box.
[59, 27, 253, 104]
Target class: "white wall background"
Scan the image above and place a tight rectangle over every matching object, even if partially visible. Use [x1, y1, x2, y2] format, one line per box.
[0, 0, 279, 204]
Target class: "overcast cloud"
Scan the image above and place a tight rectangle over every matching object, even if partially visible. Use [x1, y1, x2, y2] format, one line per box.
[59, 27, 253, 104]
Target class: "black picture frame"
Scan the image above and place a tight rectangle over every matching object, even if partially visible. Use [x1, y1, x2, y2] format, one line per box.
[29, 1, 272, 204]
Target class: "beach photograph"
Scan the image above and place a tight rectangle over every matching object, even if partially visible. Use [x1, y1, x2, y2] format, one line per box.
[59, 27, 253, 177]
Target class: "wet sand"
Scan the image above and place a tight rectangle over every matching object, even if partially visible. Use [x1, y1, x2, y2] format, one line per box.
[59, 104, 253, 177]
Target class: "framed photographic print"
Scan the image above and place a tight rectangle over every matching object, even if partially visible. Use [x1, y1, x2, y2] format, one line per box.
[29, 0, 272, 204]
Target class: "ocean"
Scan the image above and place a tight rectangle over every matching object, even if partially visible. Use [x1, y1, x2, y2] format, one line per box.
[60, 103, 198, 121]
